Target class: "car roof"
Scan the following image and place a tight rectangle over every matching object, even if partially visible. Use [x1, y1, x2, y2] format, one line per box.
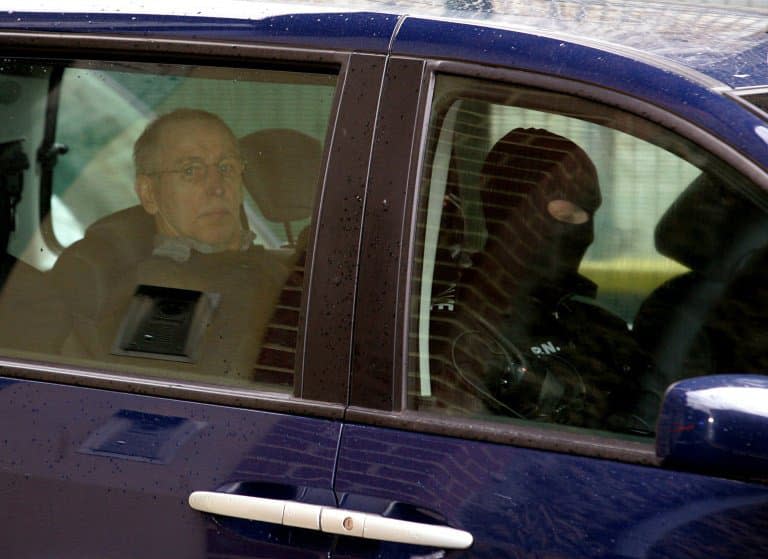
[1, 0, 767, 88]
[395, 0, 768, 90]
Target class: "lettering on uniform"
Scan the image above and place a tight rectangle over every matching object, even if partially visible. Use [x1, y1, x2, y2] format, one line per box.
[531, 341, 560, 355]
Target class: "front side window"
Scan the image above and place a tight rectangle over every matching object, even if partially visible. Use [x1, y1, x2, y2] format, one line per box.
[409, 75, 768, 437]
[0, 58, 337, 392]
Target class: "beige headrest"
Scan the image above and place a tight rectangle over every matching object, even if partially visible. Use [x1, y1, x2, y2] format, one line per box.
[239, 128, 322, 223]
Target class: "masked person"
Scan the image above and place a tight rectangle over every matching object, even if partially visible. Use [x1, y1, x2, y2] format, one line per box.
[445, 128, 646, 431]
[53, 109, 288, 382]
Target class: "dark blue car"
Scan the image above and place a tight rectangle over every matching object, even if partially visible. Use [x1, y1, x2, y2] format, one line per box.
[1, 1, 768, 557]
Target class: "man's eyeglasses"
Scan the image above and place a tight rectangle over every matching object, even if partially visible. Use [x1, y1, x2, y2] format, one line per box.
[149, 157, 245, 184]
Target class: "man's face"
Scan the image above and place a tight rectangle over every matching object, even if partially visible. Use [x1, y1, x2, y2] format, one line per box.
[137, 118, 244, 249]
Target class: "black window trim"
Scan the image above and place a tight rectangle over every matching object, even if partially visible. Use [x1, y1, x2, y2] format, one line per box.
[349, 56, 768, 466]
[0, 358, 346, 420]
[0, 31, 386, 421]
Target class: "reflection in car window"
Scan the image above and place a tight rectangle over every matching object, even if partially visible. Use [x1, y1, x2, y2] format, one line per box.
[409, 74, 768, 437]
[0, 60, 337, 392]
[51, 63, 335, 253]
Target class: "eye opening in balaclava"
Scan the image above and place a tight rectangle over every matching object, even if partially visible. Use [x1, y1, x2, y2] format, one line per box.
[547, 199, 590, 224]
[478, 127, 602, 302]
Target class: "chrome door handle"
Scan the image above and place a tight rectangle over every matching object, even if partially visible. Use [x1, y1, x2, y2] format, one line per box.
[189, 491, 473, 549]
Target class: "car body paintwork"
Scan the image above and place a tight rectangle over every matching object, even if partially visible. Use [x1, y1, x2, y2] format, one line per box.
[0, 376, 341, 557]
[335, 424, 768, 558]
[1, 1, 768, 558]
[0, 10, 398, 53]
[392, 17, 768, 172]
[658, 375, 768, 478]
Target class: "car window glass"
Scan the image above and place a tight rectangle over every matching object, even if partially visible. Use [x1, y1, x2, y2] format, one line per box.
[50, 63, 334, 253]
[0, 59, 337, 393]
[409, 74, 768, 437]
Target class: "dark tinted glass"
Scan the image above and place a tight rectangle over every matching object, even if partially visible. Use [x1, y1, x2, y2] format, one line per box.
[408, 74, 768, 437]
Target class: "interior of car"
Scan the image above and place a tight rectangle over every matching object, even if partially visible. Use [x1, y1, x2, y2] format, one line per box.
[409, 76, 768, 437]
[0, 59, 333, 391]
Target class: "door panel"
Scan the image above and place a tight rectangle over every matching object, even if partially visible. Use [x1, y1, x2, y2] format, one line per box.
[0, 377, 341, 558]
[345, 42, 768, 557]
[0, 39, 387, 557]
[335, 424, 768, 558]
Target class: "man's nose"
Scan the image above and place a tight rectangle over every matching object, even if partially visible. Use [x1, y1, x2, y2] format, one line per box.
[203, 166, 226, 196]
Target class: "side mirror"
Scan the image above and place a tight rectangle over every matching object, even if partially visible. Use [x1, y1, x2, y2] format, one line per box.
[656, 375, 768, 479]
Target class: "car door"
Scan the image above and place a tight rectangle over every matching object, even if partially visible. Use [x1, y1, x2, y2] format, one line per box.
[0, 25, 386, 558]
[335, 22, 768, 559]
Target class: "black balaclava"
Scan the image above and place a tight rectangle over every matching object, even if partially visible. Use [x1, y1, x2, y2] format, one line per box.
[474, 127, 601, 307]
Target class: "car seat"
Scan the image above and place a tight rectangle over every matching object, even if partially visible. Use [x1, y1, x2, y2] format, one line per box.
[632, 172, 768, 422]
[240, 129, 322, 385]
[240, 128, 321, 248]
[52, 128, 322, 384]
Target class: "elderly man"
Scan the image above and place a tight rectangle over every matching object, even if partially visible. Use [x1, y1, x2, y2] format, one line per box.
[53, 109, 288, 383]
[134, 108, 251, 260]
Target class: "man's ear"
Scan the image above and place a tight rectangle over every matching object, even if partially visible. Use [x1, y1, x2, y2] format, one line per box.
[135, 175, 159, 215]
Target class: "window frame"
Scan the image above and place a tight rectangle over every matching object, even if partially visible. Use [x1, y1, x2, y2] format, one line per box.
[0, 31, 386, 419]
[348, 56, 768, 465]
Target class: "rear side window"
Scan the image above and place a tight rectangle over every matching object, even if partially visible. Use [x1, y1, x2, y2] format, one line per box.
[409, 74, 768, 437]
[0, 58, 337, 392]
[48, 62, 335, 252]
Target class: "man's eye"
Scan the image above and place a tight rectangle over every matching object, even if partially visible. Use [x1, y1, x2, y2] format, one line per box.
[218, 159, 240, 177]
[182, 164, 204, 178]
